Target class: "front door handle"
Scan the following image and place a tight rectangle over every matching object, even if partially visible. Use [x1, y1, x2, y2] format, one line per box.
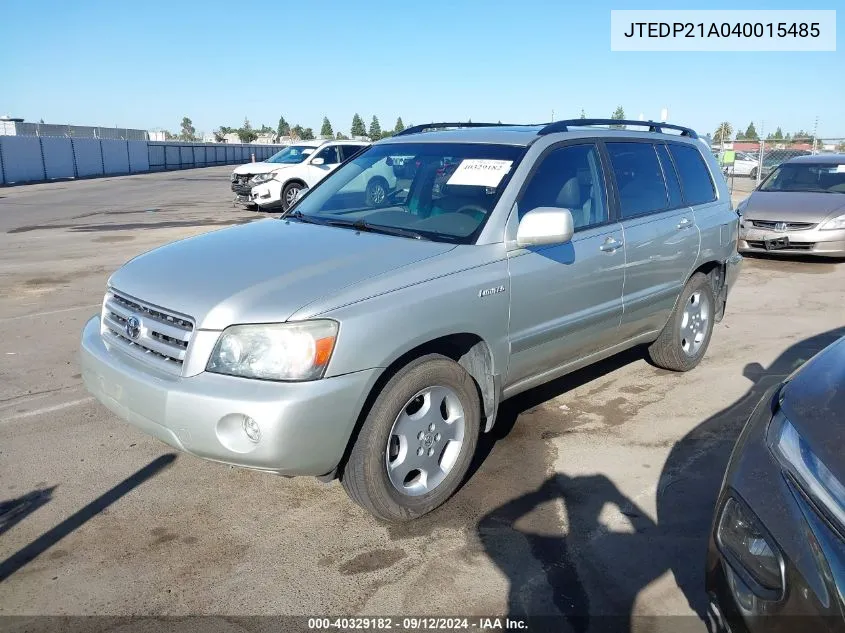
[600, 237, 623, 252]
[677, 217, 693, 230]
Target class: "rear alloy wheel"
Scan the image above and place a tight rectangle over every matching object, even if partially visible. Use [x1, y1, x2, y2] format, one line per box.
[281, 182, 302, 212]
[647, 272, 716, 372]
[365, 177, 388, 207]
[341, 354, 480, 522]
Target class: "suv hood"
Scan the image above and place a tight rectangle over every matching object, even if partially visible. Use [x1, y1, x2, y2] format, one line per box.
[743, 191, 845, 223]
[232, 162, 291, 176]
[108, 219, 455, 330]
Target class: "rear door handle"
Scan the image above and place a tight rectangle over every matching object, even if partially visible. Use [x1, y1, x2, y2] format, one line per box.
[677, 217, 693, 230]
[600, 237, 623, 253]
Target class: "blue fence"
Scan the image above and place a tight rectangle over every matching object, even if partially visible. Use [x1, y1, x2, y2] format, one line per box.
[0, 138, 279, 185]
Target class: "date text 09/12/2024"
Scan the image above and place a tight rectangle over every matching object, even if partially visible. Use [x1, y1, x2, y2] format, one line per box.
[623, 22, 821, 39]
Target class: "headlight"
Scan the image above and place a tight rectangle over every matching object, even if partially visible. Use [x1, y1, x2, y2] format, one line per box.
[206, 320, 338, 381]
[769, 411, 845, 531]
[716, 497, 783, 592]
[819, 213, 845, 231]
[251, 172, 277, 184]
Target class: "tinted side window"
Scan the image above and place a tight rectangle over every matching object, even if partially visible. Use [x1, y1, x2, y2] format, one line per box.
[341, 145, 367, 161]
[315, 146, 341, 164]
[606, 142, 668, 218]
[518, 144, 607, 229]
[655, 144, 683, 208]
[668, 144, 716, 205]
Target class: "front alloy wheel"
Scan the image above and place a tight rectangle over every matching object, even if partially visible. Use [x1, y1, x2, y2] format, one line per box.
[386, 386, 466, 496]
[341, 354, 481, 522]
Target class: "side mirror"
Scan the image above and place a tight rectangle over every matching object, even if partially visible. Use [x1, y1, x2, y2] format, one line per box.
[311, 157, 325, 166]
[516, 207, 575, 247]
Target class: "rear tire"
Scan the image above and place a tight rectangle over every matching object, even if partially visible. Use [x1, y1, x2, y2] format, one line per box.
[648, 272, 716, 372]
[365, 177, 389, 207]
[341, 354, 481, 522]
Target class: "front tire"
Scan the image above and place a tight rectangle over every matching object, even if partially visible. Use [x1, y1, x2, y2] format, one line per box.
[341, 354, 481, 522]
[281, 182, 303, 212]
[648, 272, 716, 372]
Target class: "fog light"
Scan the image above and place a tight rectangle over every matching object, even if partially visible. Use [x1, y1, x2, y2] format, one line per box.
[717, 497, 783, 592]
[242, 416, 261, 443]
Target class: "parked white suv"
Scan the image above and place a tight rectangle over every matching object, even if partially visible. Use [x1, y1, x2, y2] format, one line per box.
[232, 139, 395, 212]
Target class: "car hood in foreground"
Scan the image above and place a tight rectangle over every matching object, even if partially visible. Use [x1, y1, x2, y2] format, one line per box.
[108, 219, 455, 330]
[780, 335, 845, 485]
[743, 191, 845, 223]
[232, 162, 292, 176]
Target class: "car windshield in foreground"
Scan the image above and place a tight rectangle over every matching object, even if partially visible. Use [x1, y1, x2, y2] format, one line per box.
[759, 163, 845, 193]
[286, 142, 526, 244]
[266, 145, 316, 164]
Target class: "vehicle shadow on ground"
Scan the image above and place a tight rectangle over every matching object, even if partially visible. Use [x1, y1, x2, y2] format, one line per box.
[0, 454, 176, 583]
[469, 328, 844, 633]
[0, 487, 56, 537]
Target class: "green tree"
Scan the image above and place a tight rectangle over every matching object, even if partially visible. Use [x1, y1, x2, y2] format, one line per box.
[743, 122, 758, 140]
[336, 131, 349, 140]
[301, 127, 315, 140]
[767, 127, 784, 141]
[237, 118, 258, 143]
[277, 116, 290, 137]
[351, 113, 366, 137]
[320, 116, 334, 138]
[290, 124, 304, 140]
[579, 109, 586, 119]
[368, 116, 381, 140]
[735, 130, 745, 140]
[179, 116, 197, 141]
[214, 126, 233, 142]
[394, 117, 405, 134]
[164, 130, 177, 140]
[714, 121, 733, 144]
[611, 106, 626, 129]
[258, 124, 274, 134]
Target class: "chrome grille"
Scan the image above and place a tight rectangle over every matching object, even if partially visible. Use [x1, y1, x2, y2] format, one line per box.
[751, 220, 816, 231]
[101, 288, 194, 373]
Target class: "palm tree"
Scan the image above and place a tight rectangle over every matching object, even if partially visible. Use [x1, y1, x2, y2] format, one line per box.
[714, 122, 733, 148]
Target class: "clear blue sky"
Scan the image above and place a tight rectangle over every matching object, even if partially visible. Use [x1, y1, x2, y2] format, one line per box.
[1, 0, 842, 138]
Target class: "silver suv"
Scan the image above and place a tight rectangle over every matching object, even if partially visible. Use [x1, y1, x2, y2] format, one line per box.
[80, 120, 742, 522]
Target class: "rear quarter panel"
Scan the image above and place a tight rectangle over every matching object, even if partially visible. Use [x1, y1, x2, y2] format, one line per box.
[695, 147, 739, 267]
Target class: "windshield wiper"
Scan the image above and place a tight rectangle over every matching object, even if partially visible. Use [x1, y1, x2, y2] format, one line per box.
[321, 217, 430, 241]
[284, 210, 325, 224]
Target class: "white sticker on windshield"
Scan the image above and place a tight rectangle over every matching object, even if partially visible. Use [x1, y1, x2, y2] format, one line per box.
[836, 164, 845, 173]
[446, 159, 513, 187]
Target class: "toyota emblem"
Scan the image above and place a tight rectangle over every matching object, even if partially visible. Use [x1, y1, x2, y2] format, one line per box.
[125, 315, 141, 340]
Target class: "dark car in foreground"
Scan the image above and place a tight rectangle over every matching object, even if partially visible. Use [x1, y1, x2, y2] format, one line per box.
[737, 154, 845, 257]
[707, 335, 845, 632]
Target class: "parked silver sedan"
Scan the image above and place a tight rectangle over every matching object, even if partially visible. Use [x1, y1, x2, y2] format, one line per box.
[738, 154, 845, 257]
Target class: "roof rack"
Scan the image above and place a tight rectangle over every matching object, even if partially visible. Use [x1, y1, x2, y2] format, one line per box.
[394, 122, 519, 137]
[538, 119, 698, 139]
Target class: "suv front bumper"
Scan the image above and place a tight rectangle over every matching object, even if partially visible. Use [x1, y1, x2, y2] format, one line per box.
[80, 316, 379, 476]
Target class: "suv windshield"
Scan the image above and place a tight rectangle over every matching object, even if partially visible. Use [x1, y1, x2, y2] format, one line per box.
[288, 142, 525, 243]
[266, 145, 317, 164]
[759, 163, 845, 193]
